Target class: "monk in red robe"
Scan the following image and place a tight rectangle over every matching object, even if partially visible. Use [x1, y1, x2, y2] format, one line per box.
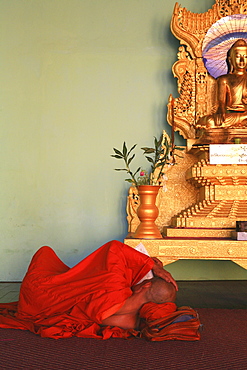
[0, 240, 177, 339]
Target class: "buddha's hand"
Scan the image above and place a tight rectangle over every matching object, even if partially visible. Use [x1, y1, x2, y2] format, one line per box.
[217, 105, 226, 123]
[151, 257, 178, 291]
[241, 97, 247, 106]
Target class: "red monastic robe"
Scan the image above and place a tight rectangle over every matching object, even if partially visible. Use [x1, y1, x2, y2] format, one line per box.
[0, 240, 154, 339]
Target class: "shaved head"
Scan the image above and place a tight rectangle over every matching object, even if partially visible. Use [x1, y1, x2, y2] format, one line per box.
[146, 277, 176, 304]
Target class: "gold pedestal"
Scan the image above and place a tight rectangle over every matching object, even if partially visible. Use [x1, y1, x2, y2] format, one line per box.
[163, 227, 233, 238]
[124, 238, 247, 271]
[167, 146, 247, 238]
[126, 145, 247, 271]
[195, 128, 247, 145]
[124, 1, 247, 272]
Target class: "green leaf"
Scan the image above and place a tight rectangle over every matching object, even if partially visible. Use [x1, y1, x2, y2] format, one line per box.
[127, 154, 135, 166]
[133, 167, 141, 176]
[111, 155, 123, 159]
[114, 168, 128, 171]
[113, 148, 123, 156]
[123, 142, 127, 157]
[157, 135, 163, 147]
[127, 144, 137, 156]
[125, 179, 134, 183]
[141, 147, 155, 153]
[146, 156, 154, 163]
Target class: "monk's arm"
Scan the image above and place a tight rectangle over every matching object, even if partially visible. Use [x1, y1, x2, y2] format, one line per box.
[120, 243, 177, 290]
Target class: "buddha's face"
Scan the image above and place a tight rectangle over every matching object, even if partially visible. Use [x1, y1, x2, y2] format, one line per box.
[230, 46, 247, 71]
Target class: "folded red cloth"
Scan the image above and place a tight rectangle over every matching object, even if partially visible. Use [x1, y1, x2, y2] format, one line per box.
[139, 302, 177, 321]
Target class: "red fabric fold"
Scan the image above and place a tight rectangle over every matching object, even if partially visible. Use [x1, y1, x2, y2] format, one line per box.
[139, 302, 177, 321]
[0, 240, 153, 339]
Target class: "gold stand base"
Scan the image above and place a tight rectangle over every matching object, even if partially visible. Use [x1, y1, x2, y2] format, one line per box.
[196, 128, 247, 145]
[124, 237, 247, 270]
[163, 227, 234, 238]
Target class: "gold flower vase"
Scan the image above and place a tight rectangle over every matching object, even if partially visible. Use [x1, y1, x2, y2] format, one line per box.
[133, 185, 162, 239]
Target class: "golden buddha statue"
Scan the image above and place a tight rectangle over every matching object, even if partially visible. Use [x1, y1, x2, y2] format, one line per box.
[196, 39, 247, 130]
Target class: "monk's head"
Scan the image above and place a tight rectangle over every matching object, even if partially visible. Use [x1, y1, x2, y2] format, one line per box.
[146, 277, 176, 303]
[132, 277, 176, 304]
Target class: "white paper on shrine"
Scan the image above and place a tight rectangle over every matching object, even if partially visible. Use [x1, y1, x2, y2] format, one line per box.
[209, 144, 247, 164]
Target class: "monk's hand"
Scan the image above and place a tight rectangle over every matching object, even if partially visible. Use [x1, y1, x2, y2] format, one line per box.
[151, 257, 178, 291]
[151, 257, 163, 269]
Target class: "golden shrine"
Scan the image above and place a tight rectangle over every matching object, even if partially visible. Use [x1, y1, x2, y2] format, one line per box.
[125, 0, 247, 271]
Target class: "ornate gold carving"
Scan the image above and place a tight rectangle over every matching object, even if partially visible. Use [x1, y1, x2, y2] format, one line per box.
[127, 145, 247, 232]
[126, 186, 140, 233]
[124, 238, 247, 269]
[168, 2, 219, 140]
[167, 1, 247, 142]
[217, 0, 247, 16]
[125, 1, 247, 272]
[163, 227, 233, 238]
[171, 3, 219, 58]
[170, 145, 247, 229]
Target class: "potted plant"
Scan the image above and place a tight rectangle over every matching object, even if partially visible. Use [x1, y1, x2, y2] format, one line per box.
[111, 132, 183, 239]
